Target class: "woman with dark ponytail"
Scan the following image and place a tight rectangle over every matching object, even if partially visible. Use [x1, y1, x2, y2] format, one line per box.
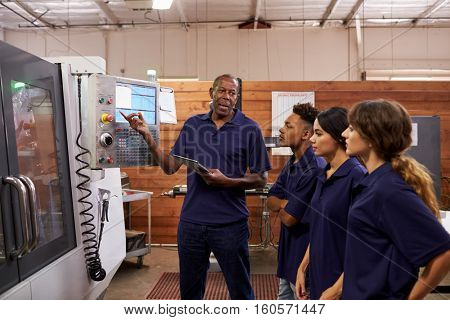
[342, 99, 450, 299]
[295, 107, 367, 300]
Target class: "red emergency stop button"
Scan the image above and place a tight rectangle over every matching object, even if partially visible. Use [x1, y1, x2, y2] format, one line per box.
[101, 113, 114, 124]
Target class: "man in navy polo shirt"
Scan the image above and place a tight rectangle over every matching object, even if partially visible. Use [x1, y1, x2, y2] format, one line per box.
[121, 74, 271, 300]
[267, 103, 324, 299]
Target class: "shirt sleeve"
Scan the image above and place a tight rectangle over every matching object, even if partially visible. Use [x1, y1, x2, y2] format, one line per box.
[268, 167, 287, 199]
[379, 186, 450, 268]
[284, 169, 318, 221]
[248, 126, 272, 173]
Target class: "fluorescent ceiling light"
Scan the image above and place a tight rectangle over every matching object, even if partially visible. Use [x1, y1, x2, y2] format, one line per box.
[152, 0, 173, 10]
[366, 76, 390, 81]
[367, 18, 411, 24]
[366, 69, 450, 81]
[390, 76, 432, 81]
[157, 77, 199, 82]
[366, 69, 450, 76]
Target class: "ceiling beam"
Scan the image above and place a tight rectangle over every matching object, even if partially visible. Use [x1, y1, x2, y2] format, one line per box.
[253, 0, 261, 30]
[94, 0, 119, 25]
[412, 0, 448, 25]
[15, 0, 55, 28]
[320, 0, 341, 28]
[343, 0, 364, 27]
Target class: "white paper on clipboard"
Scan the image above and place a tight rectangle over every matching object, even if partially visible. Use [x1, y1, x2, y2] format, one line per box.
[159, 86, 177, 124]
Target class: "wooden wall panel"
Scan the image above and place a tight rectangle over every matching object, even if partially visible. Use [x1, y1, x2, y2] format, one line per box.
[122, 81, 450, 244]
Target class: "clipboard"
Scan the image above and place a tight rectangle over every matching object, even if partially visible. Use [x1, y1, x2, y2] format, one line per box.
[172, 154, 210, 174]
[159, 86, 177, 124]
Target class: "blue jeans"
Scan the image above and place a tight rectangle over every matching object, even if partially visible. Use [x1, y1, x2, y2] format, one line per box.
[277, 278, 297, 300]
[177, 219, 254, 300]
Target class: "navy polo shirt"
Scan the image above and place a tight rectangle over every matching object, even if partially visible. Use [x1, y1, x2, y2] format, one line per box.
[269, 147, 325, 284]
[342, 162, 450, 299]
[170, 108, 272, 225]
[307, 157, 367, 300]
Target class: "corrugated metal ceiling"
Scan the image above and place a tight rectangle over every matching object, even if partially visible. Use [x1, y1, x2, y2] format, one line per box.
[0, 0, 449, 29]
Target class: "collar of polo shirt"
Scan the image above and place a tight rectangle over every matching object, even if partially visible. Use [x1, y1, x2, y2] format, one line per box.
[199, 108, 245, 126]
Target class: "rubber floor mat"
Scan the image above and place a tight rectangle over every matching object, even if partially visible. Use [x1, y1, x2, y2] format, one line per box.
[145, 272, 279, 300]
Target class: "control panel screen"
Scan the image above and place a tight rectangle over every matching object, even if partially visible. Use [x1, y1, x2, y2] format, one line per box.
[116, 82, 157, 125]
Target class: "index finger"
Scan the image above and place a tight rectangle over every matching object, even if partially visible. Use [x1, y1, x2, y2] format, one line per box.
[120, 111, 139, 122]
[119, 111, 129, 121]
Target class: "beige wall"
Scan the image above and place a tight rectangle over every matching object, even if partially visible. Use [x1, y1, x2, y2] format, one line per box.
[4, 26, 450, 81]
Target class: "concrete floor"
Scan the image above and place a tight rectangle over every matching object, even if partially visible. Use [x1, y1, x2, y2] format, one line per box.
[104, 246, 449, 300]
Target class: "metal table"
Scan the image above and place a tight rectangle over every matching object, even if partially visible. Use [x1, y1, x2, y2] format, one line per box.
[122, 189, 153, 267]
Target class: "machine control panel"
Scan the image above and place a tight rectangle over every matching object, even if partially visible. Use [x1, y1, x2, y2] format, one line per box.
[87, 74, 160, 168]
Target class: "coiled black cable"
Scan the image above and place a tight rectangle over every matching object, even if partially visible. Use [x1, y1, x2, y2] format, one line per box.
[75, 75, 106, 282]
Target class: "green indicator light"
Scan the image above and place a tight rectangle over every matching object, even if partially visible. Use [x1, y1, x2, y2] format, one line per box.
[12, 81, 26, 90]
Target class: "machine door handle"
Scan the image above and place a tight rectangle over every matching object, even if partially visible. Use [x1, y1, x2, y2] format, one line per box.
[2, 176, 30, 258]
[18, 175, 39, 252]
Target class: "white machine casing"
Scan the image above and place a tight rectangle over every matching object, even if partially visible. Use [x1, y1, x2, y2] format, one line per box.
[0, 57, 126, 300]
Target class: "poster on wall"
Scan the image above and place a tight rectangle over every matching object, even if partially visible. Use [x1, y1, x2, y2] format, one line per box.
[271, 91, 315, 156]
